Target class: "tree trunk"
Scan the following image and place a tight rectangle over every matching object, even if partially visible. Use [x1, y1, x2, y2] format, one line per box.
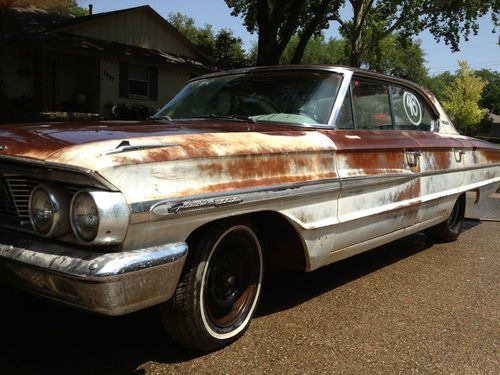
[255, 0, 306, 66]
[349, 0, 365, 68]
[290, 0, 332, 64]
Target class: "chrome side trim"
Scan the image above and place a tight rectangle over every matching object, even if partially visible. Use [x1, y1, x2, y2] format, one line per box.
[420, 162, 500, 177]
[340, 173, 416, 191]
[129, 178, 341, 222]
[129, 163, 498, 222]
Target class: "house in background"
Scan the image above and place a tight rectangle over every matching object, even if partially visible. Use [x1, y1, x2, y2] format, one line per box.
[486, 113, 500, 136]
[0, 5, 213, 119]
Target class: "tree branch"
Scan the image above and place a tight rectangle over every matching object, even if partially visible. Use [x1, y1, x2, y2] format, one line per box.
[291, 0, 335, 64]
[364, 4, 444, 52]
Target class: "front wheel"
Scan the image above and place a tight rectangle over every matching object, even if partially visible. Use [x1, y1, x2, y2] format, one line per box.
[161, 222, 263, 351]
[425, 194, 466, 243]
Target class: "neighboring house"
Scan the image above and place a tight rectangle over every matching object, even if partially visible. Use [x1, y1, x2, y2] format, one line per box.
[487, 113, 500, 136]
[0, 5, 213, 117]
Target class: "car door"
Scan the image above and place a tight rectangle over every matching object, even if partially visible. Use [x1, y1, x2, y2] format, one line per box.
[390, 84, 466, 224]
[322, 79, 421, 255]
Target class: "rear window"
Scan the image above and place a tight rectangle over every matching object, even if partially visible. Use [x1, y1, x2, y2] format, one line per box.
[390, 86, 434, 131]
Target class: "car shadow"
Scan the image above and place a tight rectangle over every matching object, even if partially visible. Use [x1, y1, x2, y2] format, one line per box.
[257, 230, 431, 317]
[0, 224, 480, 373]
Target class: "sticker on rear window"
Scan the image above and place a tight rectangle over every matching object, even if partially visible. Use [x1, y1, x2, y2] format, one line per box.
[403, 92, 422, 126]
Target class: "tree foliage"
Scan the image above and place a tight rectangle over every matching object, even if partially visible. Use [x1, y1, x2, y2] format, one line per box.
[168, 12, 248, 68]
[278, 35, 346, 64]
[424, 71, 456, 103]
[426, 68, 499, 114]
[226, 0, 498, 67]
[363, 34, 428, 84]
[1, 0, 87, 16]
[442, 61, 488, 134]
[226, 0, 343, 65]
[474, 69, 500, 113]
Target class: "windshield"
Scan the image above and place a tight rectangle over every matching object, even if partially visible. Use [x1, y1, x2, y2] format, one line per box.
[153, 70, 342, 126]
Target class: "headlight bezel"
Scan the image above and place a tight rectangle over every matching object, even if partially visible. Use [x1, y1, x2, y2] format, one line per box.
[28, 184, 71, 237]
[70, 189, 130, 245]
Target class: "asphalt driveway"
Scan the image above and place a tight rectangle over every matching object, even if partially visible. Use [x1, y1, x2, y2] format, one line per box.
[0, 211, 498, 374]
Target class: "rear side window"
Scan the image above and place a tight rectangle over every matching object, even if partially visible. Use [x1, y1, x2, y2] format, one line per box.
[391, 86, 434, 131]
[351, 80, 392, 130]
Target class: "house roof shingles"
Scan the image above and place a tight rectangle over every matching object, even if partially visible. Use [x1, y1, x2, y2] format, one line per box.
[1, 6, 214, 71]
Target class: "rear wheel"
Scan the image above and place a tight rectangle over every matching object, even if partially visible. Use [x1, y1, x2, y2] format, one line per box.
[161, 222, 263, 351]
[425, 194, 466, 243]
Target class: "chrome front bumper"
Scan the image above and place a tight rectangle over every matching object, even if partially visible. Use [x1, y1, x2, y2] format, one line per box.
[0, 229, 188, 315]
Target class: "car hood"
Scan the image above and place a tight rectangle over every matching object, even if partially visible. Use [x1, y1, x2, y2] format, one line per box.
[0, 120, 335, 170]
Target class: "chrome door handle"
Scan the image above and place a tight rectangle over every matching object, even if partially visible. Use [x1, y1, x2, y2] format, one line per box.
[454, 148, 466, 162]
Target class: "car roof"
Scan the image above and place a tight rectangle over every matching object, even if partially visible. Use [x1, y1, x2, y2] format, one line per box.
[190, 64, 439, 118]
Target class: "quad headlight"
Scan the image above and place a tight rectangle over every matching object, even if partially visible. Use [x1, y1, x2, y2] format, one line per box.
[29, 184, 129, 245]
[71, 191, 99, 242]
[29, 184, 71, 237]
[70, 190, 130, 244]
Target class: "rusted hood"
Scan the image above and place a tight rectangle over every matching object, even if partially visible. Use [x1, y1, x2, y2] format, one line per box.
[0, 120, 243, 161]
[0, 120, 336, 168]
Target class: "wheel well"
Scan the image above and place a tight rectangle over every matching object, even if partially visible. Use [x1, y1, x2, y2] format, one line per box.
[186, 211, 307, 272]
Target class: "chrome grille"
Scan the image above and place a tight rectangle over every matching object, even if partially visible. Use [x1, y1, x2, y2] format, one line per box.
[0, 175, 17, 216]
[4, 175, 39, 223]
[0, 172, 81, 228]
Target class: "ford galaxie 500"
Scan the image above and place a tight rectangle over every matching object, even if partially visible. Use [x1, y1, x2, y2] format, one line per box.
[0, 66, 499, 351]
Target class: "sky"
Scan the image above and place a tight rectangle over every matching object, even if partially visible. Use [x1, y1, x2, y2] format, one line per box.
[76, 0, 500, 76]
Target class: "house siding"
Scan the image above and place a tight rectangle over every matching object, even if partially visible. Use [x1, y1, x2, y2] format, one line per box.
[1, 47, 33, 99]
[99, 58, 190, 113]
[64, 9, 198, 59]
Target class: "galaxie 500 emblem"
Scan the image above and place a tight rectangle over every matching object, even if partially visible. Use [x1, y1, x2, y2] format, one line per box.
[0, 146, 7, 151]
[151, 196, 243, 215]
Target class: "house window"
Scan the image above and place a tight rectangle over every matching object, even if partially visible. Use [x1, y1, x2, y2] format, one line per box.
[119, 62, 158, 100]
[128, 65, 150, 96]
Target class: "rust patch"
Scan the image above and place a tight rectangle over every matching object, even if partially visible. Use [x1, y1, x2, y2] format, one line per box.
[338, 151, 406, 176]
[199, 152, 335, 181]
[108, 131, 335, 167]
[425, 151, 451, 171]
[321, 129, 418, 151]
[478, 149, 500, 164]
[0, 120, 316, 163]
[393, 180, 420, 203]
[174, 173, 337, 197]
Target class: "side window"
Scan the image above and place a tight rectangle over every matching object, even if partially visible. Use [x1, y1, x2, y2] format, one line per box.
[390, 86, 434, 131]
[336, 89, 354, 129]
[351, 80, 393, 130]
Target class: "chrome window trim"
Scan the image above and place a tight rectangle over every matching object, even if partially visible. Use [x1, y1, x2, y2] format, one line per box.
[328, 69, 354, 129]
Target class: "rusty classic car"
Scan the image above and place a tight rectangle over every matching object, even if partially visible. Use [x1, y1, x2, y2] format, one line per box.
[1, 66, 499, 351]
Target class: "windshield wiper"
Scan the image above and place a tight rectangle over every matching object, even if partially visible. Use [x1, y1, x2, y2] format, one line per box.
[187, 114, 257, 124]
